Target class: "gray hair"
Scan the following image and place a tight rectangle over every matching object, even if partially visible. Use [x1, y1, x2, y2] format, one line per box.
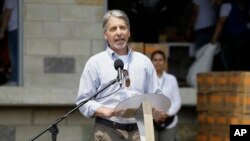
[103, 10, 130, 33]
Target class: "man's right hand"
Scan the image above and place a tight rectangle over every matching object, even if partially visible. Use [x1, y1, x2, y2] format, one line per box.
[95, 106, 115, 118]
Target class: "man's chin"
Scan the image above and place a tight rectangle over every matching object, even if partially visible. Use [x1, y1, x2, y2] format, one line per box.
[114, 44, 127, 49]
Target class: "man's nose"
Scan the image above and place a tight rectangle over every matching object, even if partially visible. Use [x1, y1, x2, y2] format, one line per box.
[116, 28, 122, 35]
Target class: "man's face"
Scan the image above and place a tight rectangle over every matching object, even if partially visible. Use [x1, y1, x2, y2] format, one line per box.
[104, 16, 130, 54]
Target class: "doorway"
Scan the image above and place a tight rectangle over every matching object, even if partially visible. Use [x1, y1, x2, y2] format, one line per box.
[107, 0, 192, 43]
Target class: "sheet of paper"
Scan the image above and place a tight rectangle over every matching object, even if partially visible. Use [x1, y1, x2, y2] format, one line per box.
[115, 94, 171, 118]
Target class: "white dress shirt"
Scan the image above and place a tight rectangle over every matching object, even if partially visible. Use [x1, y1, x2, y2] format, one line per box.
[158, 72, 182, 129]
[76, 47, 162, 123]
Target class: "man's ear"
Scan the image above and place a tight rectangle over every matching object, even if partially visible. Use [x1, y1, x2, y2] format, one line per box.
[104, 33, 107, 40]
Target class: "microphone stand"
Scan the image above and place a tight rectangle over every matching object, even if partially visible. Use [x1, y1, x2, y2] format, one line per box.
[29, 78, 117, 141]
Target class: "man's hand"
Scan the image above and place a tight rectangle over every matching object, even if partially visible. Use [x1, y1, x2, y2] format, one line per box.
[152, 108, 168, 123]
[95, 106, 115, 118]
[95, 107, 128, 118]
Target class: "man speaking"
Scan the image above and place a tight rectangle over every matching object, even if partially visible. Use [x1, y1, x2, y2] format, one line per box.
[76, 9, 165, 141]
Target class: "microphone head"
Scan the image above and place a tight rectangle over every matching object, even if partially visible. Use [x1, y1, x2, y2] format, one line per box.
[114, 59, 124, 70]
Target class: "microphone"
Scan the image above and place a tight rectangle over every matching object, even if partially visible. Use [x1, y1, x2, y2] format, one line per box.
[114, 59, 124, 86]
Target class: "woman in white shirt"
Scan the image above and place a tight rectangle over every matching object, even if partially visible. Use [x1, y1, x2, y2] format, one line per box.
[151, 50, 182, 141]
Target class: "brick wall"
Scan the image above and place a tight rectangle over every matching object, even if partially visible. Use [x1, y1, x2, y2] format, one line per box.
[0, 106, 95, 141]
[0, 0, 104, 141]
[23, 0, 105, 89]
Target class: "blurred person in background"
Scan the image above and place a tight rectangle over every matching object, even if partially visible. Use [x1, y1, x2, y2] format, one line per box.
[0, 0, 18, 85]
[187, 0, 218, 51]
[211, 0, 249, 70]
[151, 50, 182, 141]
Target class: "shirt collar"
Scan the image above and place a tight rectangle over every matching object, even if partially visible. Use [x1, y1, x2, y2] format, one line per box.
[105, 46, 133, 60]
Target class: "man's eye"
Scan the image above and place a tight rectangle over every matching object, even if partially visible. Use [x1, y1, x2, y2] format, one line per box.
[120, 26, 127, 30]
[109, 27, 116, 32]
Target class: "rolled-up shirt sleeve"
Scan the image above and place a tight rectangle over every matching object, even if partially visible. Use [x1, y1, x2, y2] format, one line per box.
[76, 58, 102, 118]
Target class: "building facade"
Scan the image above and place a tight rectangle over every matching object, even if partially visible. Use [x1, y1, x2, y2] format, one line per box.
[0, 0, 197, 141]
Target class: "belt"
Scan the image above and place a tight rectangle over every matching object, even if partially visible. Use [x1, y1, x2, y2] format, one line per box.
[95, 117, 138, 132]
